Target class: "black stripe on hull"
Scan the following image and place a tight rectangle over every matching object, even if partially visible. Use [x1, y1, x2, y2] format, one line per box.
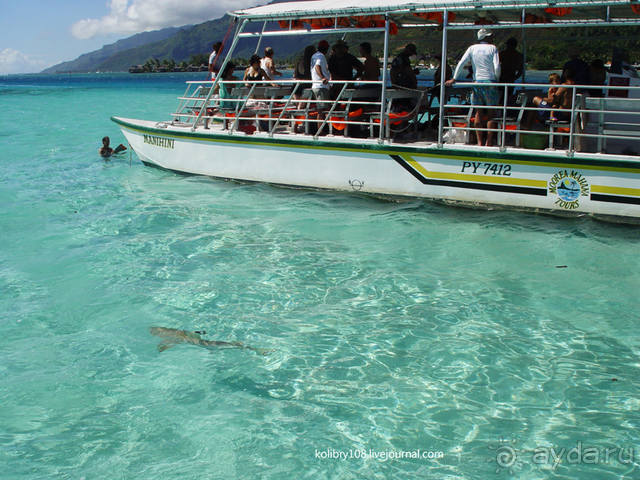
[591, 193, 640, 205]
[390, 155, 547, 197]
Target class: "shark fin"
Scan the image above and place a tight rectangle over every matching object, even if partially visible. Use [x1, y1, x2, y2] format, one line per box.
[183, 330, 202, 340]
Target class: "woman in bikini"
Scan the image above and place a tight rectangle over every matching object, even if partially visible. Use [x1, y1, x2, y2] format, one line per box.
[243, 55, 271, 87]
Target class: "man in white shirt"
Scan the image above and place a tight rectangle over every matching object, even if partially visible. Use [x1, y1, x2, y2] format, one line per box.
[311, 39, 330, 98]
[260, 47, 282, 81]
[208, 41, 223, 80]
[446, 29, 501, 146]
[310, 40, 331, 133]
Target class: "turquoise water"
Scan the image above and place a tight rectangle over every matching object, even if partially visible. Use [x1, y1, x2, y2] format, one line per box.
[1, 72, 640, 479]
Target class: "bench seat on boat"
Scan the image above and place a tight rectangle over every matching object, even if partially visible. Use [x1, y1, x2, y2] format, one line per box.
[327, 88, 379, 136]
[368, 89, 423, 138]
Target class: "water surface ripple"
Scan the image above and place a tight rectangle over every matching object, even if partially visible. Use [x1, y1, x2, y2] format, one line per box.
[1, 73, 639, 479]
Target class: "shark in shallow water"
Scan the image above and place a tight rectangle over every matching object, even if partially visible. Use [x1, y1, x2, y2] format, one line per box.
[149, 327, 268, 354]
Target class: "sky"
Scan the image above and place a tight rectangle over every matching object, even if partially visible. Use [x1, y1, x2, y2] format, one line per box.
[0, 0, 264, 74]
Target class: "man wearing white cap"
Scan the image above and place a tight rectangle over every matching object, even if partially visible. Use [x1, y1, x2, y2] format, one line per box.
[446, 28, 501, 146]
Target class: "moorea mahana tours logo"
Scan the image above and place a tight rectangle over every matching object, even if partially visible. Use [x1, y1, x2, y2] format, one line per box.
[548, 170, 589, 209]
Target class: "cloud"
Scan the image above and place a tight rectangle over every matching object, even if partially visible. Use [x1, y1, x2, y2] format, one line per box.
[71, 0, 264, 39]
[0, 48, 48, 74]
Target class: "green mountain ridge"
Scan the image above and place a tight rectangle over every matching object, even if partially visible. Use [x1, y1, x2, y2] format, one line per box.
[43, 8, 640, 74]
[42, 27, 185, 73]
[42, 0, 312, 73]
[95, 19, 232, 72]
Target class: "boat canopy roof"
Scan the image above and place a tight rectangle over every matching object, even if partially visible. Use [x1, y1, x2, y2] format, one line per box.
[231, 0, 640, 27]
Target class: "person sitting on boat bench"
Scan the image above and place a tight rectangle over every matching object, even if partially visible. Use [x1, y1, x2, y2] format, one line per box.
[533, 73, 561, 112]
[243, 54, 273, 87]
[530, 69, 575, 124]
[99, 136, 126, 157]
[445, 28, 501, 146]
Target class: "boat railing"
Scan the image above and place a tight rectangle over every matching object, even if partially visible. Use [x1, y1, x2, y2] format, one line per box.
[170, 77, 640, 154]
[440, 81, 640, 154]
[173, 78, 390, 138]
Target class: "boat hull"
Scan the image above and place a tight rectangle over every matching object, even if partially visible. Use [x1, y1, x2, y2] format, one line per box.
[113, 117, 640, 222]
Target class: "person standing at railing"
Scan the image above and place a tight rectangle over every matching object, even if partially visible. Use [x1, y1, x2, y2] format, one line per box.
[311, 39, 331, 133]
[294, 45, 315, 90]
[390, 43, 419, 90]
[293, 45, 315, 108]
[588, 59, 607, 97]
[219, 62, 237, 110]
[260, 47, 282, 81]
[562, 48, 589, 89]
[499, 37, 524, 105]
[311, 40, 330, 91]
[356, 41, 382, 107]
[328, 39, 364, 98]
[208, 41, 223, 80]
[445, 28, 501, 146]
[428, 55, 453, 128]
[432, 54, 453, 94]
[203, 62, 237, 130]
[391, 43, 420, 111]
[358, 42, 380, 82]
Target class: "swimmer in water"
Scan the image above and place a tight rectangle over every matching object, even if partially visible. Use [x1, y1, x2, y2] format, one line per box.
[99, 136, 127, 158]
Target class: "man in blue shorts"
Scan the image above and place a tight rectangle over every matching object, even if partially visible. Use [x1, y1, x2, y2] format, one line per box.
[446, 29, 501, 146]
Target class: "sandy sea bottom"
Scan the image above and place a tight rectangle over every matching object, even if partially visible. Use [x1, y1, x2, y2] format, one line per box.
[1, 73, 639, 479]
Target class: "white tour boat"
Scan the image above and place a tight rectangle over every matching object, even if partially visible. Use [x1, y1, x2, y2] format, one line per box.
[113, 0, 640, 223]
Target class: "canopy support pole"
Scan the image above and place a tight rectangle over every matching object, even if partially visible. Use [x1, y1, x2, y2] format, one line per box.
[254, 21, 267, 55]
[437, 10, 449, 148]
[379, 14, 390, 143]
[191, 18, 247, 132]
[521, 9, 527, 84]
